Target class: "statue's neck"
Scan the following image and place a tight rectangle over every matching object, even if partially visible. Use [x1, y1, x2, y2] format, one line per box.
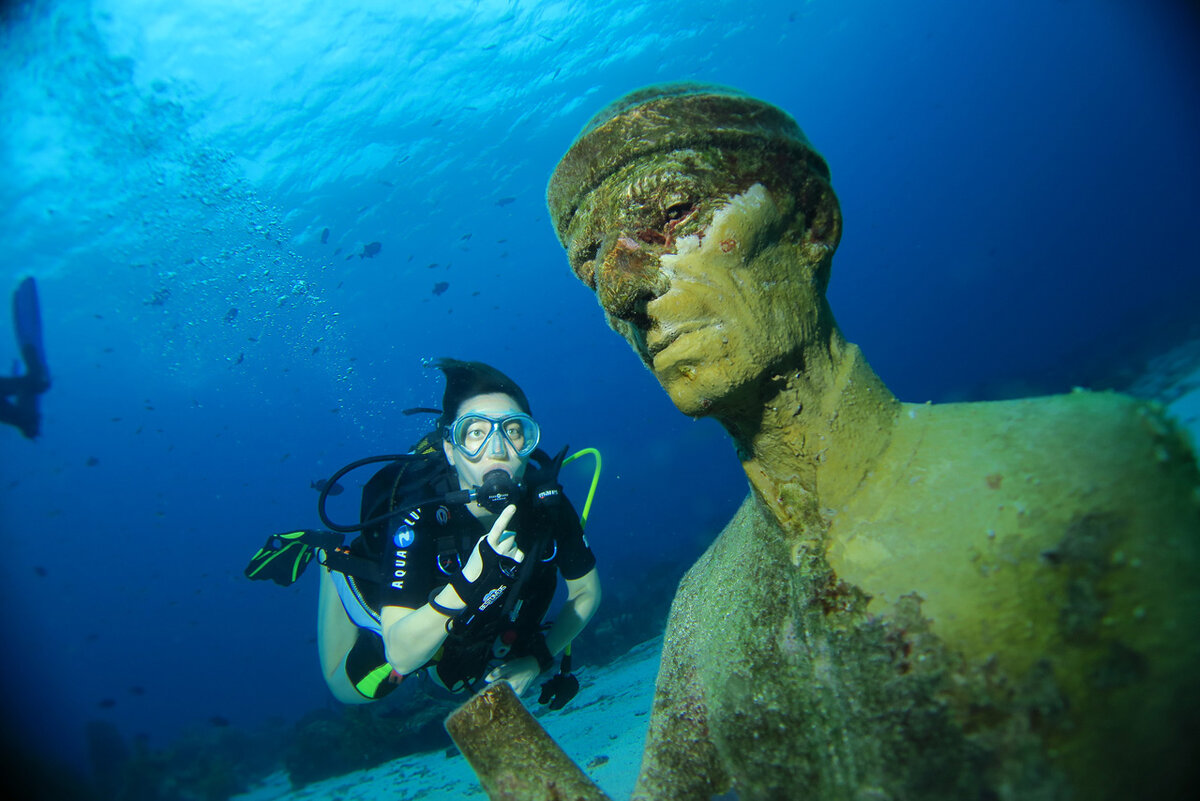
[721, 331, 899, 535]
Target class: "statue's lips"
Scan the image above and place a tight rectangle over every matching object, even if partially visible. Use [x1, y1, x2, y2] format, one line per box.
[646, 329, 677, 358]
[645, 320, 706, 359]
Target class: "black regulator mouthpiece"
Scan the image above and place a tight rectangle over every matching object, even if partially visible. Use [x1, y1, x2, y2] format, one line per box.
[475, 469, 520, 513]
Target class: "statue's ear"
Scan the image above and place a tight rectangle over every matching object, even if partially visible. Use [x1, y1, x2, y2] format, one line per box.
[796, 175, 841, 297]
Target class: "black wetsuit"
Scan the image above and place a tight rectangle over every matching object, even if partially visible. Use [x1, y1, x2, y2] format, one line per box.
[4, 277, 50, 439]
[339, 454, 596, 698]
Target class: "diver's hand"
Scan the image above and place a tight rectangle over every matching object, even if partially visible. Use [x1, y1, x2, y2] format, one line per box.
[447, 505, 524, 615]
[486, 656, 541, 696]
[461, 504, 523, 583]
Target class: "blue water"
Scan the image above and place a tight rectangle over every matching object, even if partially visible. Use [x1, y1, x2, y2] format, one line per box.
[1, 0, 1198, 783]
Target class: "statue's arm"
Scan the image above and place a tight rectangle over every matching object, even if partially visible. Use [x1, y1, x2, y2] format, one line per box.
[633, 601, 730, 800]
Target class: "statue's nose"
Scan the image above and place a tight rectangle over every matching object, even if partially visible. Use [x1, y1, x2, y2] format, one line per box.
[594, 232, 663, 326]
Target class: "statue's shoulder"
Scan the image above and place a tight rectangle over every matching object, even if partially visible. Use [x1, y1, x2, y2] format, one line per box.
[893, 390, 1197, 494]
[904, 389, 1179, 444]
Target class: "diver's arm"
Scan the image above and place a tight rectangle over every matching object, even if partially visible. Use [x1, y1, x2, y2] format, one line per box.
[483, 568, 601, 694]
[379, 589, 465, 675]
[383, 505, 524, 675]
[545, 567, 601, 656]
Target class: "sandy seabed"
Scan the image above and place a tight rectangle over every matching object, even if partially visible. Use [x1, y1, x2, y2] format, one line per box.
[234, 636, 661, 801]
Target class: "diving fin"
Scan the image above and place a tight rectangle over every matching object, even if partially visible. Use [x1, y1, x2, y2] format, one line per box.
[244, 530, 344, 586]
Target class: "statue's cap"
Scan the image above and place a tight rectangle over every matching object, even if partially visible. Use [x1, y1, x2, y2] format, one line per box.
[547, 83, 826, 244]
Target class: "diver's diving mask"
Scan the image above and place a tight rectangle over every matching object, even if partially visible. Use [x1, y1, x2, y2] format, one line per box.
[447, 412, 540, 460]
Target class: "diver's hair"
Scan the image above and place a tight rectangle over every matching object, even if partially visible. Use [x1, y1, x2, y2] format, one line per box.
[431, 358, 532, 435]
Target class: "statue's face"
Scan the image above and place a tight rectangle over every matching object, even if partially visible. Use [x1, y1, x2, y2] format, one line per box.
[561, 148, 837, 417]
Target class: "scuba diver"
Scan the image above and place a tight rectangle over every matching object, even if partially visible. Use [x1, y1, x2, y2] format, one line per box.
[246, 358, 601, 708]
[1, 277, 51, 439]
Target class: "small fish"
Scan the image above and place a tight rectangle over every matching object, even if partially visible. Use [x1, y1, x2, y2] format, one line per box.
[224, 307, 238, 323]
[98, 698, 116, 709]
[427, 262, 439, 269]
[360, 241, 382, 259]
[321, 227, 330, 244]
[129, 686, 145, 696]
[433, 282, 450, 296]
[311, 478, 344, 496]
[311, 346, 321, 355]
[86, 456, 100, 467]
[460, 233, 472, 241]
[33, 566, 47, 577]
[209, 716, 230, 728]
[145, 288, 170, 306]
[233, 353, 244, 366]
[495, 197, 516, 207]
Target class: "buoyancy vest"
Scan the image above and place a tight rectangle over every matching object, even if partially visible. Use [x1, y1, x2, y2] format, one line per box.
[334, 446, 567, 691]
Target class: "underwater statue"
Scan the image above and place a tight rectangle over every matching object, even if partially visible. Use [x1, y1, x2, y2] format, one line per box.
[446, 84, 1200, 800]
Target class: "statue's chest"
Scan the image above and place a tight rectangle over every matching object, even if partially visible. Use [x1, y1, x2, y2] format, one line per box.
[689, 498, 990, 799]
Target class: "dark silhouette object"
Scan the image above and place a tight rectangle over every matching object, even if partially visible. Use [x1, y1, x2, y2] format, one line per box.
[310, 478, 344, 496]
[0, 276, 51, 439]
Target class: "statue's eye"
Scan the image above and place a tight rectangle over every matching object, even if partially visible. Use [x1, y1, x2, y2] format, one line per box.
[665, 202, 695, 223]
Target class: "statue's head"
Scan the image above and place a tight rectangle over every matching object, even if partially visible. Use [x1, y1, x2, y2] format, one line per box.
[547, 84, 842, 417]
